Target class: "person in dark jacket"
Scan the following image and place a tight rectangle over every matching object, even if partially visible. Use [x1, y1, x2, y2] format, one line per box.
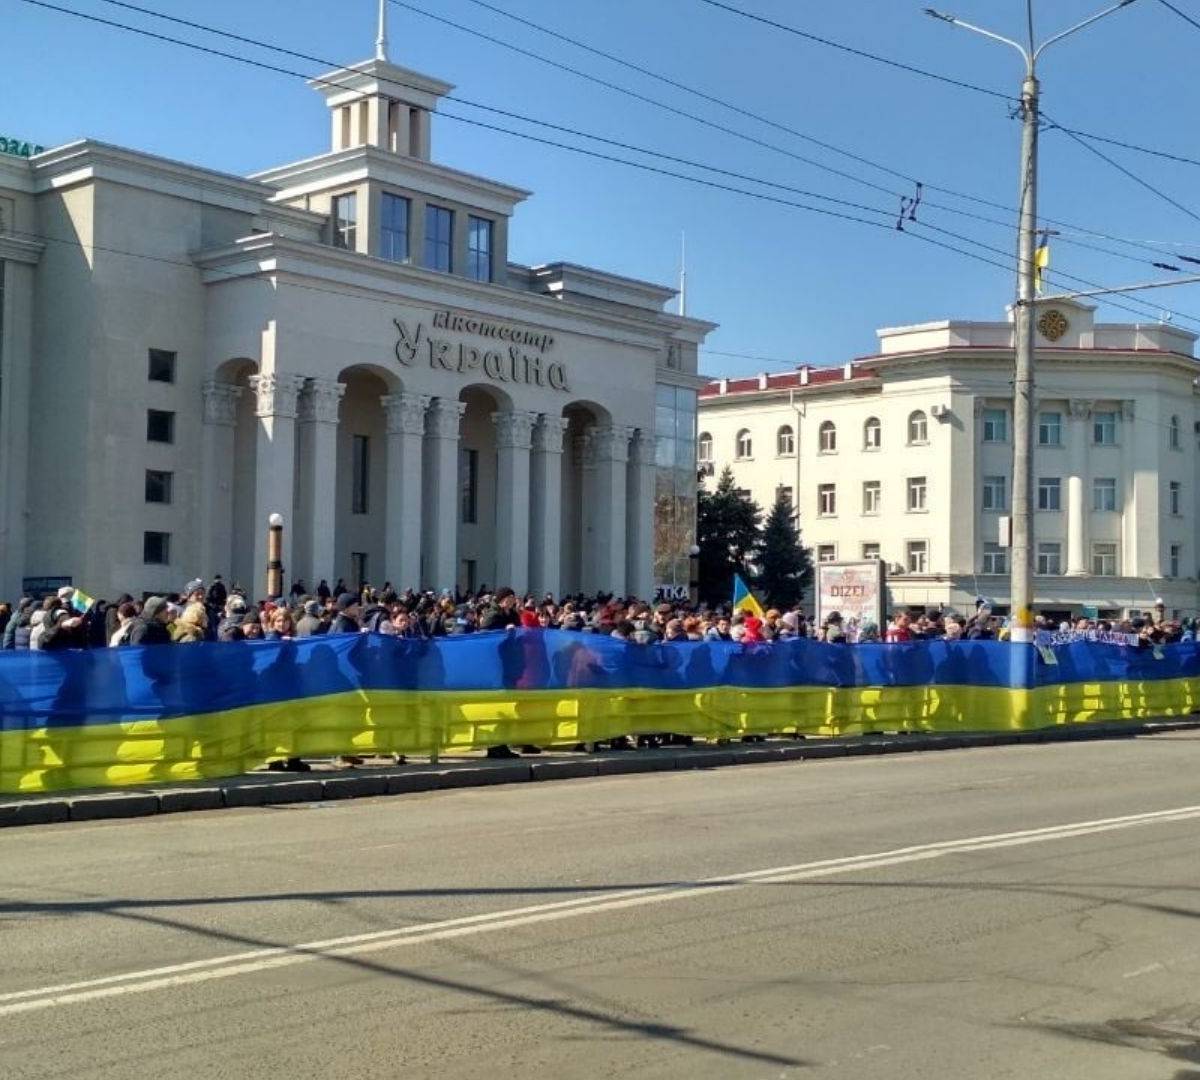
[479, 587, 521, 630]
[295, 600, 324, 638]
[40, 605, 87, 651]
[316, 579, 331, 603]
[127, 596, 172, 645]
[2, 598, 34, 649]
[330, 593, 361, 635]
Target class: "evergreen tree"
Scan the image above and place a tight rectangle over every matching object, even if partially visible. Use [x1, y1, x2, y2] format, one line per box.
[755, 494, 812, 610]
[696, 467, 762, 606]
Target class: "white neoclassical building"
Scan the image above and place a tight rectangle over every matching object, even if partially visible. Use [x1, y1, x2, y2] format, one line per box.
[700, 300, 1200, 620]
[0, 35, 713, 601]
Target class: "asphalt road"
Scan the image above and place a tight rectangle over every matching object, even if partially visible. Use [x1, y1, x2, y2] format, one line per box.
[1, 735, 1199, 1080]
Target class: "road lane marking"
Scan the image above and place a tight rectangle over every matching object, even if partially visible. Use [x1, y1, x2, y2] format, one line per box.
[3, 803, 1199, 1017]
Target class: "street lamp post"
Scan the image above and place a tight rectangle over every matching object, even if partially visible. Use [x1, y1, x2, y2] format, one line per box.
[266, 513, 284, 600]
[924, 0, 1137, 642]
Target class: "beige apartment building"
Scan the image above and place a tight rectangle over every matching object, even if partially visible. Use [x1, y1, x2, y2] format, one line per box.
[700, 300, 1200, 620]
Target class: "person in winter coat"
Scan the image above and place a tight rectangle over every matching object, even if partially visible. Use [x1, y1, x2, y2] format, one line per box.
[109, 602, 139, 646]
[128, 596, 172, 645]
[295, 600, 324, 638]
[330, 593, 361, 635]
[171, 603, 208, 643]
[3, 598, 34, 649]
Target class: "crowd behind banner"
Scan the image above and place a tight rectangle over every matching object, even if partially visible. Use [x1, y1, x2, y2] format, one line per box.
[2, 575, 1198, 795]
[2, 574, 1194, 654]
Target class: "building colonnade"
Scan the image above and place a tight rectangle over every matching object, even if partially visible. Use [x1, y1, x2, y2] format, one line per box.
[200, 370, 656, 598]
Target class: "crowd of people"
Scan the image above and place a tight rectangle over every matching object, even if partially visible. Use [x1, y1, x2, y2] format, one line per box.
[0, 575, 1191, 651]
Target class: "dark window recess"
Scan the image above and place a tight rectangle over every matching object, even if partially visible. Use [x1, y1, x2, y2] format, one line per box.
[144, 469, 173, 504]
[143, 531, 170, 565]
[351, 434, 370, 514]
[148, 349, 176, 383]
[146, 410, 175, 444]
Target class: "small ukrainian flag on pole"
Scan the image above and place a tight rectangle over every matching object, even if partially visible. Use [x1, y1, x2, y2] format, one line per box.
[732, 573, 764, 618]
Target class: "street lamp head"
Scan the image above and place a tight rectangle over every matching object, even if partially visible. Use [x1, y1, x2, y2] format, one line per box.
[268, 513, 284, 528]
[689, 545, 701, 556]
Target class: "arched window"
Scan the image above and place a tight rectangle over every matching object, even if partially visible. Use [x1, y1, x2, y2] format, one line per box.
[863, 416, 881, 450]
[1170, 415, 1181, 450]
[908, 410, 928, 445]
[698, 432, 713, 463]
[735, 429, 753, 460]
[818, 420, 837, 453]
[776, 424, 795, 456]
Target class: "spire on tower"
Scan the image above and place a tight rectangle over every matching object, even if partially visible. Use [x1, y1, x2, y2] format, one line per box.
[375, 0, 389, 62]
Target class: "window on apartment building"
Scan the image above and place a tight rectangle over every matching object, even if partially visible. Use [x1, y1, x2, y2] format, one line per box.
[147, 348, 176, 383]
[982, 542, 1007, 574]
[698, 432, 712, 463]
[1170, 543, 1182, 579]
[1092, 542, 1118, 576]
[818, 420, 837, 453]
[1038, 411, 1062, 446]
[863, 416, 881, 450]
[467, 215, 493, 282]
[907, 410, 928, 445]
[775, 485, 793, 509]
[862, 480, 881, 515]
[776, 425, 795, 456]
[1037, 542, 1062, 576]
[818, 483, 836, 517]
[906, 540, 928, 573]
[144, 469, 173, 505]
[1037, 477, 1061, 511]
[1093, 410, 1118, 445]
[982, 475, 1007, 511]
[982, 408, 1008, 442]
[1093, 477, 1117, 512]
[1170, 480, 1182, 516]
[817, 544, 837, 563]
[1170, 415, 1181, 450]
[351, 435, 370, 514]
[907, 476, 927, 512]
[861, 542, 880, 561]
[379, 193, 410, 262]
[146, 409, 175, 444]
[331, 192, 357, 250]
[143, 531, 170, 566]
[423, 204, 453, 272]
[735, 429, 752, 460]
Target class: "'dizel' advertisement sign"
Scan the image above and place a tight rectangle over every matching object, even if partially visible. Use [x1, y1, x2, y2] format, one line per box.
[816, 560, 885, 629]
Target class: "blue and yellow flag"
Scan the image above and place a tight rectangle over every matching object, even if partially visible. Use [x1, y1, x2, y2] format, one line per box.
[1033, 237, 1050, 295]
[732, 573, 764, 618]
[69, 588, 94, 614]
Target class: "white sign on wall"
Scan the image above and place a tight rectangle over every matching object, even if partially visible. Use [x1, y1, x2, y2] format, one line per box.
[815, 560, 886, 629]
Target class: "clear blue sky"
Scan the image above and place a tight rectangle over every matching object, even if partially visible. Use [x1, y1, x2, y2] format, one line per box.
[7, 0, 1200, 375]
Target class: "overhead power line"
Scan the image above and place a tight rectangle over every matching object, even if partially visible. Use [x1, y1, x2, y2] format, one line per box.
[14, 0, 1200, 328]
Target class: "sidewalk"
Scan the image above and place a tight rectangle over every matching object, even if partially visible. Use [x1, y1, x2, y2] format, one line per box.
[3, 720, 1197, 828]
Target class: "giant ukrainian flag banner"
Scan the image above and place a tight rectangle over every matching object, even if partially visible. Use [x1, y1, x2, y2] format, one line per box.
[1, 632, 1198, 794]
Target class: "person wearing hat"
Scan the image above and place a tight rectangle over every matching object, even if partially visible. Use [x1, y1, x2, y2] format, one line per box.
[330, 592, 361, 635]
[295, 600, 324, 638]
[128, 597, 172, 646]
[218, 595, 249, 642]
[2, 598, 35, 650]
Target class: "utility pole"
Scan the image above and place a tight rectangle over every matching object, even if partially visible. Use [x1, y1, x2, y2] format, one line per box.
[924, 0, 1138, 643]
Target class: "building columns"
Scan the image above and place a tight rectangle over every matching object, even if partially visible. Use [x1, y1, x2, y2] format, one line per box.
[529, 415, 569, 597]
[626, 429, 657, 600]
[381, 391, 431, 591]
[492, 410, 538, 594]
[1066, 399, 1091, 576]
[423, 397, 466, 590]
[201, 381, 243, 582]
[299, 378, 345, 590]
[249, 372, 305, 596]
[582, 425, 633, 595]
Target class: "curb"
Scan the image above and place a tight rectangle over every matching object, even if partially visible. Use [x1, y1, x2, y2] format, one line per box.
[2, 719, 1197, 829]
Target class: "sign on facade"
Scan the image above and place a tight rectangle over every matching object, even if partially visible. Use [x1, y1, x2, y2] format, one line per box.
[0, 136, 44, 159]
[816, 560, 885, 630]
[22, 576, 71, 595]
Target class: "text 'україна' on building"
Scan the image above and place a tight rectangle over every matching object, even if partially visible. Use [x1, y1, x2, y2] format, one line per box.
[0, 52, 714, 602]
[699, 300, 1200, 622]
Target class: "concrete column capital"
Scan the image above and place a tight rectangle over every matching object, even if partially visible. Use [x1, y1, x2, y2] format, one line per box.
[249, 372, 306, 419]
[426, 398, 467, 439]
[202, 381, 242, 427]
[584, 424, 635, 465]
[381, 391, 432, 436]
[491, 409, 538, 450]
[532, 415, 570, 455]
[1068, 399, 1094, 420]
[298, 378, 346, 424]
